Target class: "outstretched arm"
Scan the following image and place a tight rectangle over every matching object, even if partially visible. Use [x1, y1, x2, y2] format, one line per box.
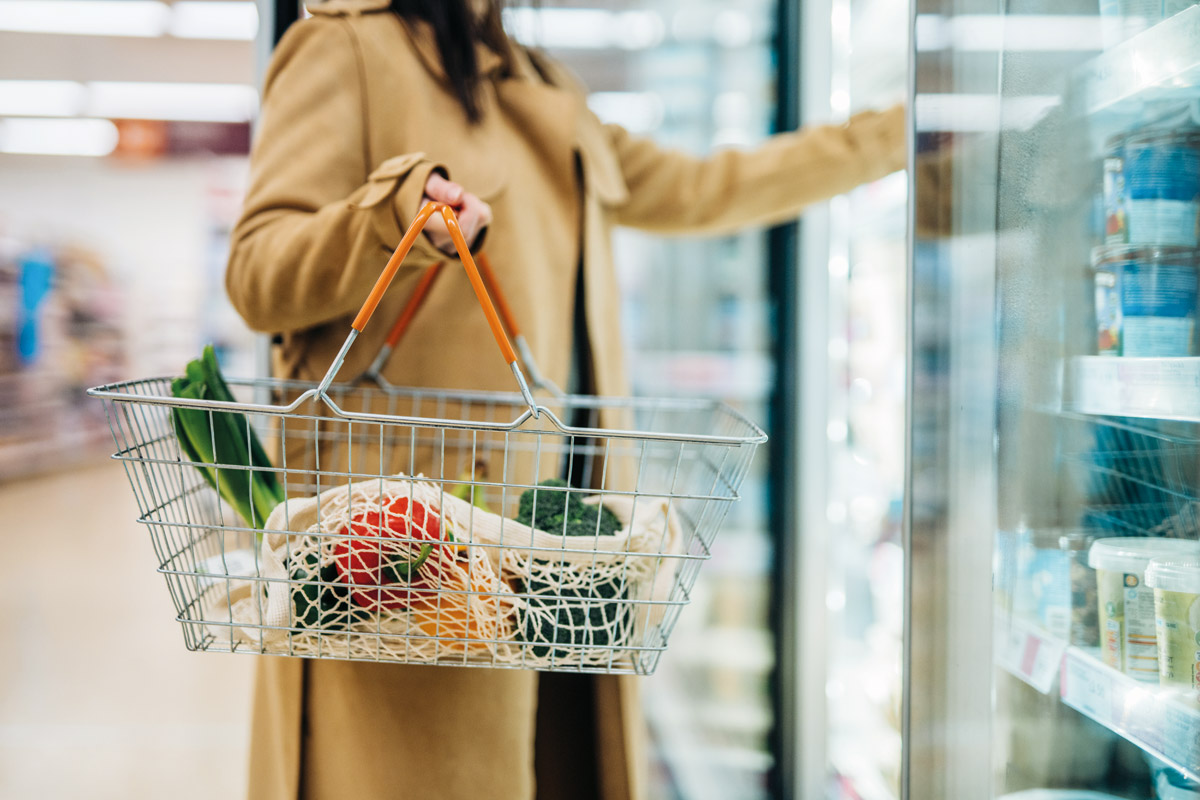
[608, 105, 906, 235]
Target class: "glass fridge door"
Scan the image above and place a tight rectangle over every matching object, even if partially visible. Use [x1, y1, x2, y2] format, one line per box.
[911, 0, 1200, 797]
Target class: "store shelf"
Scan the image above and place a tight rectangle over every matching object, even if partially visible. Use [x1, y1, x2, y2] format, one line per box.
[1065, 356, 1200, 422]
[1061, 647, 1200, 783]
[995, 613, 1200, 782]
[1073, 5, 1200, 117]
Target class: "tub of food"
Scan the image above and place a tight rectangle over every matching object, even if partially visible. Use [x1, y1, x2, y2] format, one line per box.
[1088, 537, 1200, 681]
[1093, 245, 1200, 357]
[1104, 134, 1129, 243]
[1062, 531, 1101, 647]
[1147, 552, 1200, 701]
[1124, 129, 1200, 247]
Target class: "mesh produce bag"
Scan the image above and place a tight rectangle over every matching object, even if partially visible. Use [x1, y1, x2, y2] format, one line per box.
[214, 477, 682, 667]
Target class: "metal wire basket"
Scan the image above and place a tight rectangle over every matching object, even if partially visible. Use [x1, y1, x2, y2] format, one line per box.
[88, 203, 766, 675]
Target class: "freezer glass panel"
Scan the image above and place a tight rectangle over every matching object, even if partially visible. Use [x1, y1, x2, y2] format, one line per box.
[912, 0, 1200, 796]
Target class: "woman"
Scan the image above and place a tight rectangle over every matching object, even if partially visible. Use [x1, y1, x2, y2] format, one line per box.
[226, 0, 905, 797]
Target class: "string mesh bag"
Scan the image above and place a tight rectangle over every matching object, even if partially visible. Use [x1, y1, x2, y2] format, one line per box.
[242, 477, 521, 661]
[492, 493, 684, 668]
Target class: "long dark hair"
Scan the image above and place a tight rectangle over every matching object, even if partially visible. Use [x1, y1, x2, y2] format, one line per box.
[390, 0, 513, 123]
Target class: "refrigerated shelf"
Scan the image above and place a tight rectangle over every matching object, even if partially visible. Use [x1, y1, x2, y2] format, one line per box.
[1073, 4, 1200, 117]
[995, 613, 1200, 782]
[1061, 647, 1200, 783]
[1065, 356, 1200, 422]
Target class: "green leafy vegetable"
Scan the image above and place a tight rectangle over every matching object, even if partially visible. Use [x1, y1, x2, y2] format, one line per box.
[518, 568, 631, 659]
[516, 478, 622, 537]
[171, 345, 285, 532]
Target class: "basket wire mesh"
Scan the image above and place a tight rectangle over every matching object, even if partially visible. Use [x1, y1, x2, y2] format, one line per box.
[89, 203, 766, 675]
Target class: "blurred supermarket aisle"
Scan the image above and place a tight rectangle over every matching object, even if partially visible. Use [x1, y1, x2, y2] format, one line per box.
[0, 461, 253, 800]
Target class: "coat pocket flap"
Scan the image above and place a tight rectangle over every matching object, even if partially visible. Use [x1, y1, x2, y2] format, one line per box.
[354, 152, 428, 209]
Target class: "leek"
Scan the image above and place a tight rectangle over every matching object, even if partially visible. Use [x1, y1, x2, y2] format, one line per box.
[171, 346, 285, 531]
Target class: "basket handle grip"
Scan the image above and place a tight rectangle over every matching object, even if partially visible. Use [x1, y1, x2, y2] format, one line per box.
[318, 202, 538, 416]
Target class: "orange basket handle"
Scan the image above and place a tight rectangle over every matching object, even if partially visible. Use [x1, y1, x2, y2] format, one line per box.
[364, 246, 562, 396]
[316, 202, 538, 416]
[361, 261, 445, 380]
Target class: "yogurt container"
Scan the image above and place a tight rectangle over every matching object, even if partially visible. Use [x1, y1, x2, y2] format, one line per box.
[1124, 130, 1200, 247]
[1062, 532, 1100, 646]
[1093, 245, 1199, 357]
[1089, 537, 1200, 681]
[1146, 551, 1200, 699]
[1103, 134, 1129, 243]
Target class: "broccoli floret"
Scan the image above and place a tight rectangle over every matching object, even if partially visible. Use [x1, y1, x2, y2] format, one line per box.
[516, 479, 622, 537]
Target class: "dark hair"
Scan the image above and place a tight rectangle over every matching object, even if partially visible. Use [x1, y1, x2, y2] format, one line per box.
[390, 0, 513, 124]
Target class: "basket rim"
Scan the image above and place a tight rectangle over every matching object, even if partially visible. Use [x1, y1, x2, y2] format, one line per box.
[87, 374, 769, 446]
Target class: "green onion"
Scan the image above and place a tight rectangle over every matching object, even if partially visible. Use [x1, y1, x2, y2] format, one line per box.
[171, 345, 285, 534]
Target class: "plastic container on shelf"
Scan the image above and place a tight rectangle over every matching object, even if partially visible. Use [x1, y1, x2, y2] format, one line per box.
[1013, 525, 1072, 638]
[1104, 134, 1130, 244]
[1093, 245, 1200, 357]
[1062, 531, 1101, 646]
[1146, 552, 1200, 700]
[1088, 537, 1200, 681]
[1124, 130, 1200, 247]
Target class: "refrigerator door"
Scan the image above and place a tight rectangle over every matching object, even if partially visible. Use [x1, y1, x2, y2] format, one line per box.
[911, 0, 1200, 797]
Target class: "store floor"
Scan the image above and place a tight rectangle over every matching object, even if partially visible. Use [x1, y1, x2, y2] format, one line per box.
[0, 461, 254, 799]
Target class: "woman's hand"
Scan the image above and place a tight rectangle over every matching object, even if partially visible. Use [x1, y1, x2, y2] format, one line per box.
[421, 172, 492, 256]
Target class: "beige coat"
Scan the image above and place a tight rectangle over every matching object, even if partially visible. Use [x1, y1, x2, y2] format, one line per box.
[226, 2, 905, 798]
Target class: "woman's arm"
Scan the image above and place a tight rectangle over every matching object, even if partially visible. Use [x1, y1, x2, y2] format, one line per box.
[607, 105, 906, 235]
[226, 17, 446, 334]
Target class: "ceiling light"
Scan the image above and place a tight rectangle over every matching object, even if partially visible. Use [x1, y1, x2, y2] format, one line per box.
[0, 117, 119, 156]
[86, 81, 258, 123]
[588, 92, 664, 133]
[615, 11, 664, 50]
[504, 8, 665, 50]
[0, 0, 169, 37]
[916, 14, 1104, 52]
[0, 80, 86, 117]
[169, 1, 258, 40]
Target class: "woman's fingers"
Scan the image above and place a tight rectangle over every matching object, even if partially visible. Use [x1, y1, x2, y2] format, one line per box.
[423, 173, 464, 206]
[420, 172, 491, 255]
[456, 194, 492, 248]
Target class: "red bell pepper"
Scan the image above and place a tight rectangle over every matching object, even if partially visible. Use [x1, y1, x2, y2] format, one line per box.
[333, 496, 447, 610]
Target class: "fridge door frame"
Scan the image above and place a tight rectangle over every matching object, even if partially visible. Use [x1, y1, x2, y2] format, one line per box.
[903, 6, 1006, 796]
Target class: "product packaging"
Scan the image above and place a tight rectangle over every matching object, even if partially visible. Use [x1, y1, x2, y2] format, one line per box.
[1061, 532, 1100, 646]
[1146, 551, 1200, 702]
[1088, 537, 1200, 681]
[1093, 245, 1200, 357]
[1124, 130, 1200, 247]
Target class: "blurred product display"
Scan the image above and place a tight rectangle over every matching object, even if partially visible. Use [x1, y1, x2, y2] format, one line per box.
[0, 236, 125, 479]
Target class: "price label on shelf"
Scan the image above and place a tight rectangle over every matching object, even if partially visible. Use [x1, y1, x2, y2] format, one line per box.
[1063, 652, 1114, 723]
[995, 616, 1066, 694]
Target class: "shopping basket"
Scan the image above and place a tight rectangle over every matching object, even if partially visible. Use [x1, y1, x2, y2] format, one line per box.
[88, 202, 766, 675]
